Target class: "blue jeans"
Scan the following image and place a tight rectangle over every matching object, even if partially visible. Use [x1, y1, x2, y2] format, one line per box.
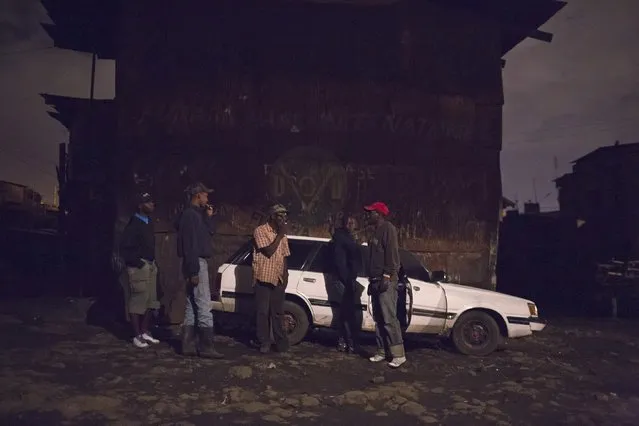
[184, 258, 214, 328]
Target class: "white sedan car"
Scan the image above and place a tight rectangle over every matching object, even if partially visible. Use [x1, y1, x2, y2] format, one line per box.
[212, 235, 546, 356]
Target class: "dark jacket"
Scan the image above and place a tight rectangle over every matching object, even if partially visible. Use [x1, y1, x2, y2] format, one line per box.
[331, 228, 361, 285]
[120, 214, 155, 268]
[176, 206, 217, 277]
[367, 220, 400, 280]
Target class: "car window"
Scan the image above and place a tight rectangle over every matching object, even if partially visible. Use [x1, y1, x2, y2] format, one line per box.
[228, 241, 252, 266]
[399, 249, 431, 282]
[237, 250, 253, 266]
[308, 243, 333, 273]
[287, 239, 319, 270]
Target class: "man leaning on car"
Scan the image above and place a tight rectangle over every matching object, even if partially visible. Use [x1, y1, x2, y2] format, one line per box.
[364, 201, 407, 368]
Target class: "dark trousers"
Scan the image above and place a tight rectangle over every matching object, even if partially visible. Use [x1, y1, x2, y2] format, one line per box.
[338, 280, 362, 346]
[255, 281, 288, 350]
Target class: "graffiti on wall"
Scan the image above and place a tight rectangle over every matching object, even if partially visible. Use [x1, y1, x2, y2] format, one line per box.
[263, 146, 347, 232]
[129, 90, 476, 143]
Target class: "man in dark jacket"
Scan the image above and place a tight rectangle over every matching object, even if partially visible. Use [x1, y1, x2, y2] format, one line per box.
[331, 212, 363, 353]
[364, 201, 406, 368]
[176, 182, 223, 359]
[120, 192, 160, 348]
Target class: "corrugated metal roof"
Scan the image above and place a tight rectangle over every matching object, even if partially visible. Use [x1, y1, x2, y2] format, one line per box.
[571, 142, 639, 164]
[41, 0, 565, 59]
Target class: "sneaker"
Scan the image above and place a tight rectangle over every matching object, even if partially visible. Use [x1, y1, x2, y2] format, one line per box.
[133, 335, 149, 348]
[388, 357, 407, 368]
[142, 332, 160, 344]
[369, 354, 385, 363]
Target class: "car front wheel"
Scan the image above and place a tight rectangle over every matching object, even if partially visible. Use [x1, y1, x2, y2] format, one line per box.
[282, 300, 310, 346]
[451, 311, 502, 356]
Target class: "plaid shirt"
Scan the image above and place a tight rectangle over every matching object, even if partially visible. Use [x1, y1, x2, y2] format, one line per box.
[252, 223, 290, 286]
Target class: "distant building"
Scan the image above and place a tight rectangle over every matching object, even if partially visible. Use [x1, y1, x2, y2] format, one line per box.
[0, 181, 55, 230]
[555, 141, 639, 259]
[0, 181, 42, 210]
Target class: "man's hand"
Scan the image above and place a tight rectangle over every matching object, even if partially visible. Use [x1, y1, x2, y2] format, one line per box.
[205, 204, 216, 217]
[189, 275, 200, 286]
[277, 221, 290, 236]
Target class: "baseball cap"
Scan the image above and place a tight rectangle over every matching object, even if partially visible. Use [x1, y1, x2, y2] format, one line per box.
[364, 201, 390, 216]
[138, 192, 154, 204]
[268, 204, 288, 216]
[185, 182, 214, 196]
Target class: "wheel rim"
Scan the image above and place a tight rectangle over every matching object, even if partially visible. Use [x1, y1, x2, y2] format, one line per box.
[462, 320, 490, 347]
[283, 312, 297, 334]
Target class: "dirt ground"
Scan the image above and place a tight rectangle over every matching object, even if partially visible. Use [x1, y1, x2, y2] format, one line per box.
[1, 298, 639, 426]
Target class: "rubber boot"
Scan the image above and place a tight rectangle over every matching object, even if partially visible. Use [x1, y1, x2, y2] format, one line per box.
[181, 325, 197, 356]
[198, 327, 224, 359]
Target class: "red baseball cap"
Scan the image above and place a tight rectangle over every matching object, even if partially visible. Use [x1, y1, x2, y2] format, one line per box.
[364, 201, 390, 216]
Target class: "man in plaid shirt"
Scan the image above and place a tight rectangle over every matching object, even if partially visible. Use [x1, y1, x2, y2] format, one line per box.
[252, 204, 291, 354]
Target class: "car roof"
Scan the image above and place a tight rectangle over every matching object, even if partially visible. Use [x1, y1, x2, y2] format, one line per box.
[287, 235, 331, 242]
[286, 235, 410, 252]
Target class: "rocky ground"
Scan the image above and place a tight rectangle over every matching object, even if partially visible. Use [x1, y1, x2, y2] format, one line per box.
[1, 298, 639, 426]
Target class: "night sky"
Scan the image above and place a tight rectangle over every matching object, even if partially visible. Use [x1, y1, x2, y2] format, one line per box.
[1, 0, 638, 210]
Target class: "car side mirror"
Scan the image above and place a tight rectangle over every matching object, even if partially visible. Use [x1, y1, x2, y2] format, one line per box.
[431, 270, 448, 282]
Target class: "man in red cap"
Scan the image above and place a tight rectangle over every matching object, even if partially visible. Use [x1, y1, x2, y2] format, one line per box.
[363, 201, 406, 368]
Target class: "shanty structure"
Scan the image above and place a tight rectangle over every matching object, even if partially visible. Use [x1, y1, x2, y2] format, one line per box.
[555, 141, 639, 260]
[42, 0, 565, 322]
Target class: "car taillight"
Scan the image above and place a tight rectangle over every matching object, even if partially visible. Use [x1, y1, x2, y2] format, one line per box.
[213, 272, 222, 301]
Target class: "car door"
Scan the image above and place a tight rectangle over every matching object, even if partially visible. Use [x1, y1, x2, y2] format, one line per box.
[284, 238, 319, 294]
[217, 241, 254, 314]
[399, 250, 447, 334]
[295, 241, 335, 328]
[296, 241, 374, 330]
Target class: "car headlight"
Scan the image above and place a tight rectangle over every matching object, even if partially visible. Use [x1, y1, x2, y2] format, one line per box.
[527, 303, 538, 317]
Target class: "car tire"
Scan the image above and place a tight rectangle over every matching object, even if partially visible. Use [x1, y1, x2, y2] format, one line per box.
[451, 311, 502, 356]
[282, 300, 310, 346]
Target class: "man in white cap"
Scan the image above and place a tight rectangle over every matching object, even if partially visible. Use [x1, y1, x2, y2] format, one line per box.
[120, 192, 160, 348]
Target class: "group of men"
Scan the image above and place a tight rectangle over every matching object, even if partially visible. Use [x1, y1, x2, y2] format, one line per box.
[119, 182, 223, 358]
[330, 202, 406, 368]
[119, 181, 407, 368]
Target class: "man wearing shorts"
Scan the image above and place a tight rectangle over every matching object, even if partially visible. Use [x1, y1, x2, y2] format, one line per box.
[120, 192, 161, 348]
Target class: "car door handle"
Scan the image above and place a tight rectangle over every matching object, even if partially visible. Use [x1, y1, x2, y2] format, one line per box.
[303, 277, 316, 283]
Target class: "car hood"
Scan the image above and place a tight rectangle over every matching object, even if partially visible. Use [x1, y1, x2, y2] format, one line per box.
[440, 282, 534, 306]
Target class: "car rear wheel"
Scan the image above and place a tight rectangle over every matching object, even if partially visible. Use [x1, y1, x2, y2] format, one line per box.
[451, 311, 501, 356]
[282, 300, 310, 346]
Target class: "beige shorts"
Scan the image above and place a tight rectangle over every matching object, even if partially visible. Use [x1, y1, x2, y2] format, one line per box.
[126, 260, 160, 315]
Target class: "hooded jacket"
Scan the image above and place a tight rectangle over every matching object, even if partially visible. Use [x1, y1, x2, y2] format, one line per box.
[331, 227, 362, 285]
